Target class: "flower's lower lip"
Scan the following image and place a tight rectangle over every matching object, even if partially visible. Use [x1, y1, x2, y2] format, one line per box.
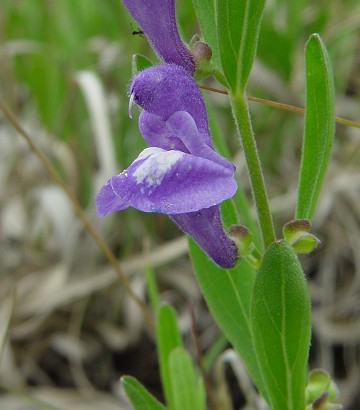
[128, 93, 135, 118]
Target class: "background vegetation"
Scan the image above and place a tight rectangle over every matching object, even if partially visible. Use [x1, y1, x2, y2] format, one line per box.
[0, 0, 359, 408]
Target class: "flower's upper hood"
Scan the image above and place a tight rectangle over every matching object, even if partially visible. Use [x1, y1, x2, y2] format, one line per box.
[129, 64, 209, 141]
[122, 0, 195, 74]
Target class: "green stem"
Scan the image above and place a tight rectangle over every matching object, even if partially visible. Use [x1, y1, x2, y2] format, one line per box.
[230, 92, 275, 248]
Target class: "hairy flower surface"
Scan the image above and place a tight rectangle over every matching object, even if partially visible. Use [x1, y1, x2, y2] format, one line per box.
[96, 65, 238, 267]
[122, 0, 195, 74]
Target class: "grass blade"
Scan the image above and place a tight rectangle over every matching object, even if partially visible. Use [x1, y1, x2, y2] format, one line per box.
[168, 347, 205, 410]
[156, 305, 183, 409]
[121, 376, 166, 410]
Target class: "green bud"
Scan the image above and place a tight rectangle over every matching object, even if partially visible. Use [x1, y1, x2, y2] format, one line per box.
[189, 35, 216, 80]
[305, 369, 342, 409]
[228, 225, 253, 256]
[191, 41, 213, 65]
[283, 219, 320, 254]
[189, 34, 201, 47]
[228, 225, 261, 269]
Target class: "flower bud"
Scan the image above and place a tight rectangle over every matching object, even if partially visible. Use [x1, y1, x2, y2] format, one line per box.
[189, 37, 215, 80]
[305, 369, 341, 409]
[283, 219, 320, 254]
[191, 41, 213, 65]
[228, 225, 261, 268]
[228, 225, 253, 256]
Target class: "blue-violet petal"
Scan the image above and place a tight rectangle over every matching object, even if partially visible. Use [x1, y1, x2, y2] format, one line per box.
[130, 64, 211, 144]
[122, 0, 195, 74]
[95, 147, 237, 215]
[171, 206, 238, 268]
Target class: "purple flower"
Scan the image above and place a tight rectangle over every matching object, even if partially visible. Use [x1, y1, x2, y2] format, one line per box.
[96, 64, 238, 268]
[122, 0, 195, 74]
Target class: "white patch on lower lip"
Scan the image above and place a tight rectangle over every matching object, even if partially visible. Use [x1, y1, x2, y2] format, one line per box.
[133, 148, 184, 186]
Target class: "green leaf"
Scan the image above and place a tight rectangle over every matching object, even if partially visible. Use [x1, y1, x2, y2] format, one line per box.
[121, 376, 166, 410]
[217, 0, 266, 92]
[192, 0, 221, 68]
[144, 264, 160, 315]
[168, 347, 206, 410]
[131, 53, 153, 76]
[251, 241, 311, 410]
[189, 241, 268, 402]
[296, 34, 335, 220]
[292, 233, 320, 254]
[156, 305, 183, 409]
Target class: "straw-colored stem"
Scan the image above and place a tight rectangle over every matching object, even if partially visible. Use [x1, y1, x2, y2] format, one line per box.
[200, 85, 360, 129]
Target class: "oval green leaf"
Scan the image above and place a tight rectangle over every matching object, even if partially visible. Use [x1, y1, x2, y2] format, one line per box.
[296, 34, 335, 220]
[251, 241, 311, 410]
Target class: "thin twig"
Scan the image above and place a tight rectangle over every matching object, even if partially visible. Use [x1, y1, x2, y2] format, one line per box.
[200, 85, 360, 129]
[0, 100, 155, 332]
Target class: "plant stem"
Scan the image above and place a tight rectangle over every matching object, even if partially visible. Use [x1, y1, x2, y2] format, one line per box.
[230, 92, 275, 248]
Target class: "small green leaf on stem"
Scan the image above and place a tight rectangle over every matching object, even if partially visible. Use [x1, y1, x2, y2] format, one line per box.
[132, 54, 153, 76]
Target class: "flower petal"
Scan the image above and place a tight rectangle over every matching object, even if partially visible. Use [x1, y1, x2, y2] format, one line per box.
[166, 111, 235, 171]
[139, 110, 235, 171]
[130, 65, 211, 145]
[95, 148, 155, 216]
[95, 147, 237, 215]
[139, 111, 188, 152]
[122, 0, 195, 74]
[95, 177, 129, 216]
[171, 206, 238, 268]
